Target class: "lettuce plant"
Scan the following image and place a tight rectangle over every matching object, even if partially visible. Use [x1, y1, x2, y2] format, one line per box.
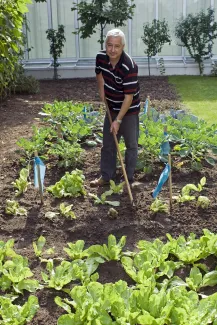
[5, 200, 27, 216]
[12, 167, 30, 197]
[47, 169, 86, 198]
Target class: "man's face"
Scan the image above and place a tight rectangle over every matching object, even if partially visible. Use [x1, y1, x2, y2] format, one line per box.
[106, 36, 124, 62]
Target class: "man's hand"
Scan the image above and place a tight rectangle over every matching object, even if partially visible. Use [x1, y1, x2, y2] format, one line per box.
[110, 120, 120, 135]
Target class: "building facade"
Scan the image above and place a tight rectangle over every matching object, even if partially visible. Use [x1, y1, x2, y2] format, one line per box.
[24, 0, 217, 78]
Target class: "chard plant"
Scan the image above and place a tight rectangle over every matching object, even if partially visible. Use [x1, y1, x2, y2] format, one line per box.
[41, 257, 99, 290]
[63, 240, 88, 260]
[33, 235, 55, 258]
[173, 177, 206, 203]
[59, 203, 76, 219]
[89, 181, 125, 206]
[87, 234, 126, 262]
[12, 167, 30, 196]
[0, 251, 41, 294]
[150, 198, 169, 213]
[5, 200, 27, 216]
[186, 266, 217, 292]
[47, 169, 86, 198]
[197, 196, 210, 209]
[0, 295, 39, 324]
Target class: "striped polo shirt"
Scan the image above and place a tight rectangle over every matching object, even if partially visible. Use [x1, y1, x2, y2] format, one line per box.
[95, 50, 140, 115]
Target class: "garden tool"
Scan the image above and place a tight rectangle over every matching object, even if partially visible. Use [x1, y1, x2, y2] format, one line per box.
[105, 101, 134, 205]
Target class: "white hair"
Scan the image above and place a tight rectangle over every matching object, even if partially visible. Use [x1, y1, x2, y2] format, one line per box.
[105, 29, 126, 45]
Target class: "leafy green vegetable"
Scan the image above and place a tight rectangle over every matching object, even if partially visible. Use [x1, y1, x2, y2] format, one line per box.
[59, 203, 76, 219]
[47, 169, 86, 198]
[33, 235, 47, 257]
[0, 295, 39, 325]
[197, 196, 210, 208]
[150, 198, 169, 213]
[63, 240, 88, 260]
[87, 234, 126, 261]
[11, 167, 30, 196]
[5, 200, 27, 216]
[48, 139, 84, 168]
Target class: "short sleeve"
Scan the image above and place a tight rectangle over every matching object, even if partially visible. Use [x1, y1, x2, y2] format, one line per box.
[95, 54, 101, 75]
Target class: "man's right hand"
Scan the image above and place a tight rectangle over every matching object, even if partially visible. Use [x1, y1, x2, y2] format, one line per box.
[110, 120, 120, 135]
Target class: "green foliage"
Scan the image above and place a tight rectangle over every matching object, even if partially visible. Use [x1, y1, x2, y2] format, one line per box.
[46, 25, 66, 80]
[14, 71, 40, 94]
[48, 139, 84, 169]
[88, 181, 124, 206]
[87, 234, 126, 261]
[39, 101, 94, 142]
[197, 196, 210, 209]
[59, 203, 76, 219]
[0, 0, 32, 100]
[33, 235, 46, 257]
[109, 180, 125, 194]
[138, 113, 217, 170]
[16, 125, 57, 160]
[41, 257, 99, 289]
[71, 0, 135, 49]
[150, 198, 169, 213]
[47, 169, 86, 198]
[175, 8, 217, 75]
[3, 232, 217, 324]
[12, 167, 30, 197]
[141, 19, 171, 76]
[63, 240, 88, 260]
[0, 295, 39, 324]
[173, 177, 207, 203]
[5, 200, 27, 216]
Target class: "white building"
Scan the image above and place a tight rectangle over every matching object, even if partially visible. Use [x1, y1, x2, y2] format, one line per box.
[24, 0, 217, 78]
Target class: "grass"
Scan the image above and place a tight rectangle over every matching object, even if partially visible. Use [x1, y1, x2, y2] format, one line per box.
[168, 76, 217, 125]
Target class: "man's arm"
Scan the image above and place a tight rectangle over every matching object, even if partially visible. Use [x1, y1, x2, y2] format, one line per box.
[110, 94, 133, 135]
[96, 72, 105, 102]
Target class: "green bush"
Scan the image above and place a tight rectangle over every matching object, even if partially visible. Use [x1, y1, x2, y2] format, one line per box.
[15, 74, 40, 94]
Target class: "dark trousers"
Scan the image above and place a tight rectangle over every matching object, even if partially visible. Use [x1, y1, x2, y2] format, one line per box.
[100, 114, 139, 181]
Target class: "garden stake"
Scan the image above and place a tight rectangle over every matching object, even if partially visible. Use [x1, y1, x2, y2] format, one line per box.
[168, 154, 173, 210]
[147, 95, 151, 118]
[34, 151, 44, 205]
[105, 101, 134, 205]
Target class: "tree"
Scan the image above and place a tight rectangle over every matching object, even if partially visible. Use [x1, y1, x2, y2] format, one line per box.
[71, 0, 135, 50]
[141, 19, 171, 77]
[175, 8, 217, 75]
[46, 25, 66, 80]
[0, 0, 32, 100]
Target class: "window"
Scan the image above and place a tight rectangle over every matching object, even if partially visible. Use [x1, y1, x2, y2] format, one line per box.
[158, 0, 183, 56]
[26, 2, 49, 59]
[132, 0, 156, 57]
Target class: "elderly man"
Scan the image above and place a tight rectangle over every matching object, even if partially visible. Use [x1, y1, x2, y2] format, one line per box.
[90, 29, 140, 187]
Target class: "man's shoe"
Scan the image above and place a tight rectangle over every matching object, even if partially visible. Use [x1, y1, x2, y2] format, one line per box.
[90, 177, 110, 187]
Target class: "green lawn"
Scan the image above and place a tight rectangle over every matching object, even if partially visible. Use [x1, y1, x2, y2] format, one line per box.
[168, 76, 217, 125]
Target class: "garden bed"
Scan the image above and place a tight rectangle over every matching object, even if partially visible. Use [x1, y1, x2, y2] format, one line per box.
[0, 76, 217, 325]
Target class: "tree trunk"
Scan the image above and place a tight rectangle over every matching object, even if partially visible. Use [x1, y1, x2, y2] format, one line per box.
[100, 23, 103, 50]
[148, 56, 151, 77]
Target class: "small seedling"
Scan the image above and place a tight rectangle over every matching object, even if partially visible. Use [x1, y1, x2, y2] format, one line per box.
[197, 196, 210, 209]
[59, 203, 76, 219]
[150, 198, 169, 213]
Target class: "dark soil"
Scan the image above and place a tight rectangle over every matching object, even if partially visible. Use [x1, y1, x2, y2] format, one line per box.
[0, 76, 217, 324]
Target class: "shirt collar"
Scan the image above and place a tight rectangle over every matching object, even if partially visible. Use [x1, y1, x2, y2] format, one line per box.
[106, 51, 125, 68]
